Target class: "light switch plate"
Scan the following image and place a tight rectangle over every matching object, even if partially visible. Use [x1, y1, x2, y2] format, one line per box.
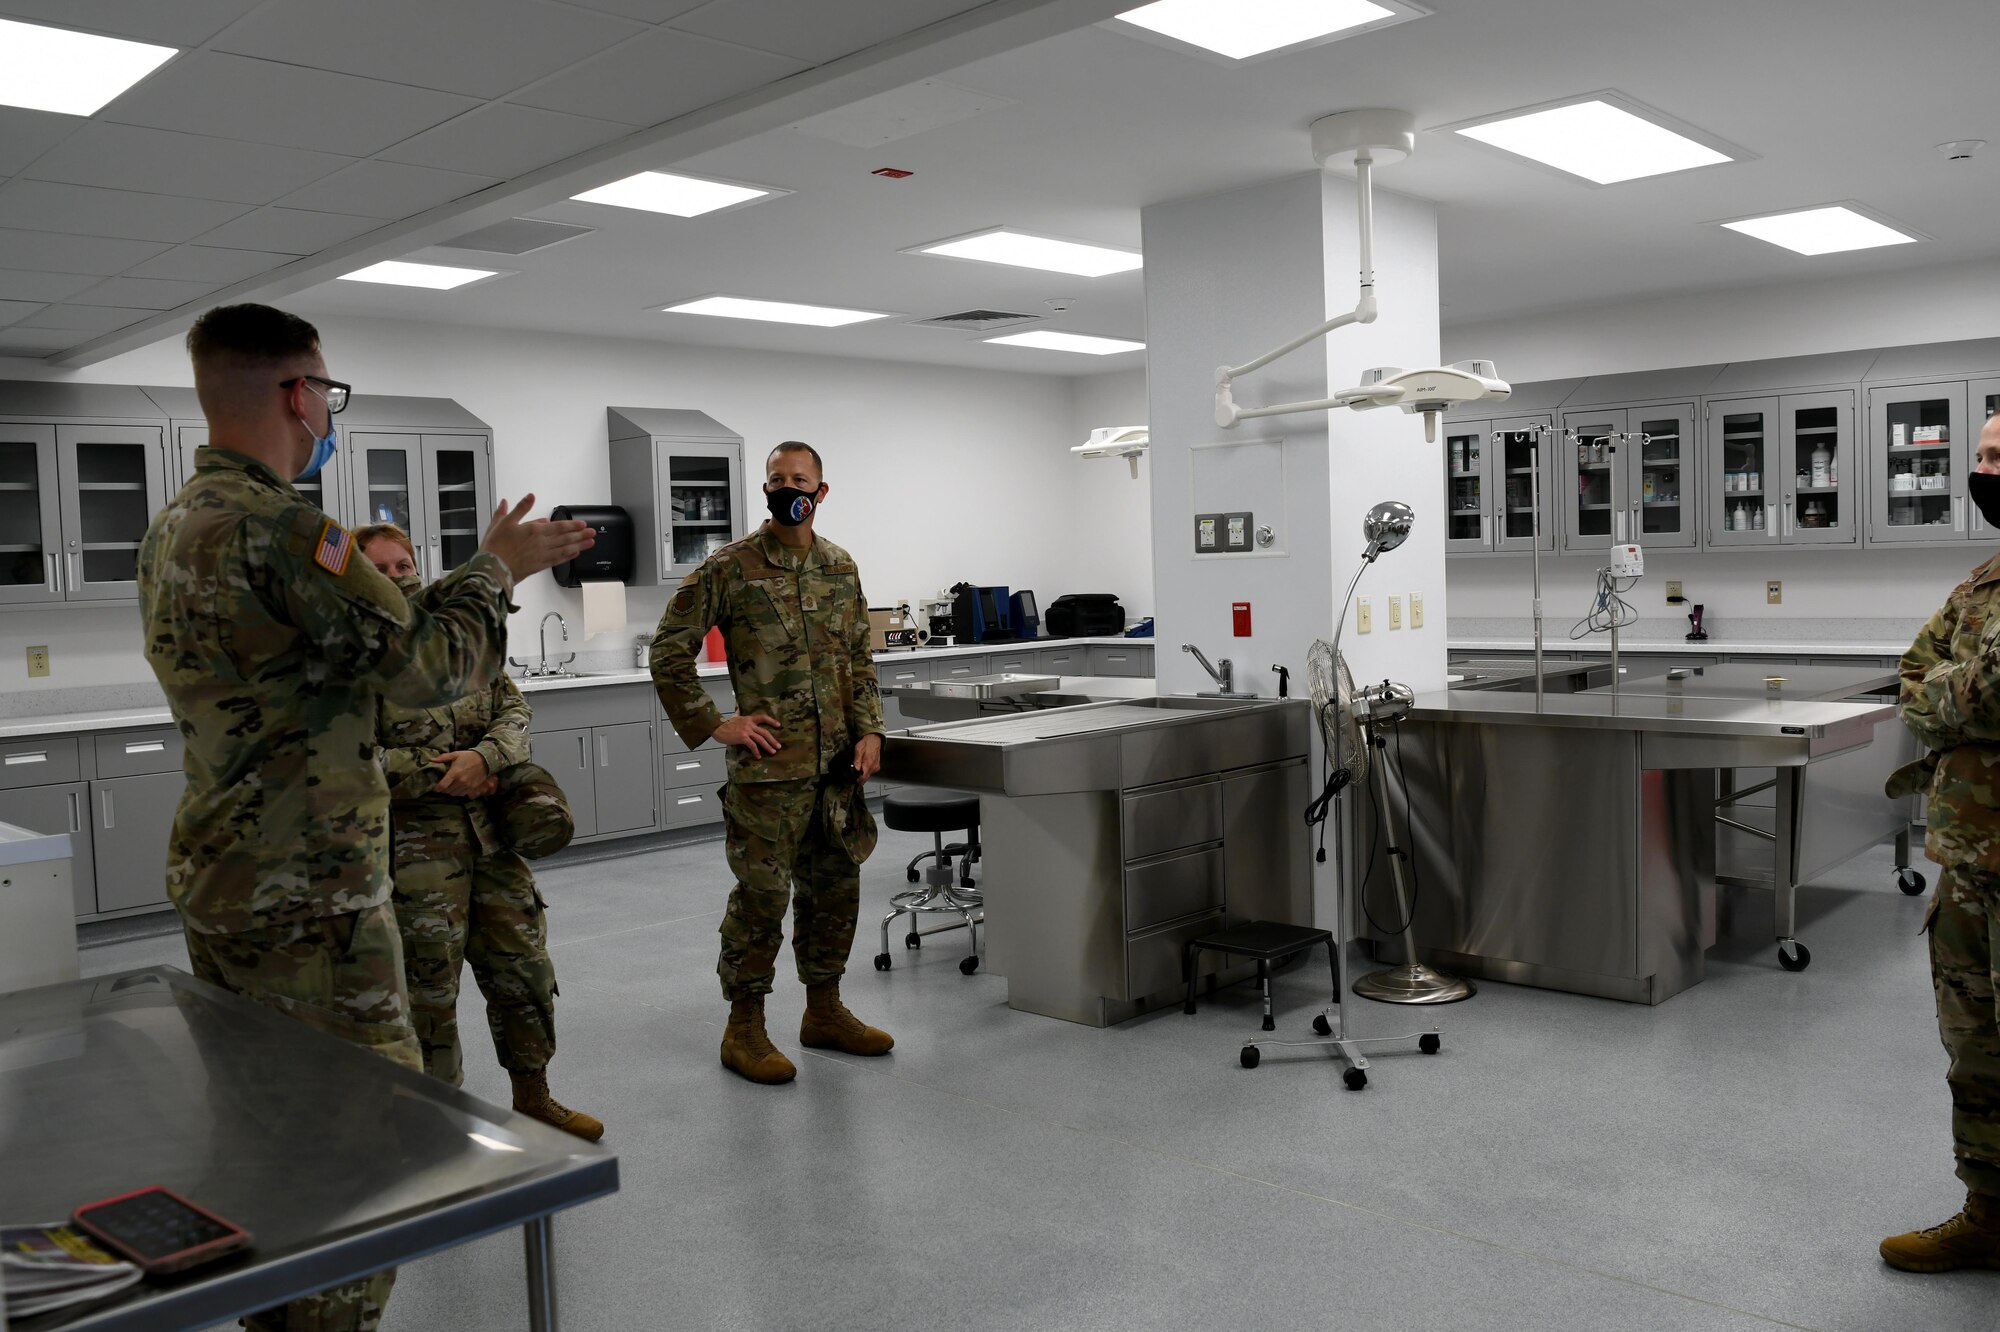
[1409, 592, 1424, 628]
[1357, 598, 1372, 634]
[1387, 594, 1402, 629]
[1766, 580, 1782, 605]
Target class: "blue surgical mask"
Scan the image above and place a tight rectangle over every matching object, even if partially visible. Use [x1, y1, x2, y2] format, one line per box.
[294, 386, 338, 482]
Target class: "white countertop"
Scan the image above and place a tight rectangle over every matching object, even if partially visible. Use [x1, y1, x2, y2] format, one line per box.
[1449, 638, 1909, 657]
[0, 705, 174, 740]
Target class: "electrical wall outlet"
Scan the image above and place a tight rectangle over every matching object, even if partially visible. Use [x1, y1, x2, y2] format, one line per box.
[1666, 580, 1683, 601]
[1409, 592, 1424, 628]
[1387, 594, 1402, 629]
[1356, 598, 1372, 634]
[1766, 580, 1782, 605]
[25, 645, 48, 678]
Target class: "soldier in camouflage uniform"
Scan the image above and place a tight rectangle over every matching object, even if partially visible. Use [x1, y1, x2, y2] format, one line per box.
[1882, 409, 2000, 1273]
[358, 525, 602, 1142]
[137, 304, 591, 1332]
[651, 440, 892, 1084]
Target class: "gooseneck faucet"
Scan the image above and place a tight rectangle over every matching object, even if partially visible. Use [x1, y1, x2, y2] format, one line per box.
[541, 612, 574, 676]
[1182, 642, 1233, 695]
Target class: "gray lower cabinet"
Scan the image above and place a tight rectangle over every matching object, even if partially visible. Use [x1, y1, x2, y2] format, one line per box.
[986, 646, 1039, 674]
[1089, 644, 1153, 677]
[592, 721, 656, 837]
[1036, 645, 1088, 676]
[931, 655, 989, 683]
[535, 727, 598, 839]
[90, 771, 179, 912]
[0, 781, 92, 915]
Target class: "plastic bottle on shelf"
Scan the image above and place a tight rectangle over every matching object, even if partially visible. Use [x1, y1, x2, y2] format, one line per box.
[1752, 504, 1765, 531]
[1811, 442, 1832, 488]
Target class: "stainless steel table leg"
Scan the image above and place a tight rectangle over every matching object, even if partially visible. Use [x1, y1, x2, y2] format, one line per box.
[525, 1215, 558, 1332]
[1774, 768, 1809, 971]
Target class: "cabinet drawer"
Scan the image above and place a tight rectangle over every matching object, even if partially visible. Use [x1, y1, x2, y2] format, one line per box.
[932, 655, 989, 681]
[0, 736, 80, 790]
[1125, 847, 1225, 932]
[1089, 645, 1151, 677]
[94, 728, 184, 777]
[1037, 646, 1087, 676]
[987, 648, 1038, 674]
[660, 785, 724, 830]
[1122, 782, 1221, 861]
[1122, 910, 1224, 1000]
[524, 682, 651, 732]
[662, 749, 726, 791]
[876, 658, 931, 688]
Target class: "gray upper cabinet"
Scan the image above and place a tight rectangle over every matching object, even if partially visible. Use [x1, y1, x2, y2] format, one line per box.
[1443, 419, 1491, 554]
[0, 423, 63, 606]
[1491, 416, 1558, 554]
[1706, 392, 1856, 547]
[1868, 380, 1968, 546]
[150, 383, 356, 522]
[58, 423, 169, 601]
[346, 432, 495, 579]
[1559, 404, 1698, 555]
[606, 408, 748, 587]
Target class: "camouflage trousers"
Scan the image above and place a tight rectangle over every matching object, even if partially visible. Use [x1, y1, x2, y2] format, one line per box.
[391, 849, 557, 1084]
[181, 900, 413, 1332]
[718, 778, 867, 1001]
[1933, 864, 2000, 1196]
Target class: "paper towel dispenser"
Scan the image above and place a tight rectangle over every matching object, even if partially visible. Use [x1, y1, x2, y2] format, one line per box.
[551, 505, 633, 586]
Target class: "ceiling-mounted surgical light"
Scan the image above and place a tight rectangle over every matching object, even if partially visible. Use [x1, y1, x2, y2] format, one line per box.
[1073, 426, 1150, 478]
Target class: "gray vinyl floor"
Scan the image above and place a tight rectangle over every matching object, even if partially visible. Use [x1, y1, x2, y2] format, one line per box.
[81, 828, 1993, 1331]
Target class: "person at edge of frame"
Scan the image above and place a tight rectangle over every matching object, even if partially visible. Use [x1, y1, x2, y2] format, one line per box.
[357, 521, 602, 1142]
[649, 439, 892, 1085]
[1883, 408, 2000, 1275]
[137, 302, 592, 1332]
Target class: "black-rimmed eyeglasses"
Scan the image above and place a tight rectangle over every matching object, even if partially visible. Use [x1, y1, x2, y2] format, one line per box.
[281, 375, 351, 413]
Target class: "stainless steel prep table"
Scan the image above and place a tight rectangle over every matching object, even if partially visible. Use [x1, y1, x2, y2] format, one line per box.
[880, 697, 1312, 1026]
[1365, 689, 1893, 1003]
[0, 967, 617, 1331]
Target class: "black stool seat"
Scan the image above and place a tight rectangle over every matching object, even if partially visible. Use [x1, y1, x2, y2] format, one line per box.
[882, 788, 981, 834]
[1182, 920, 1338, 1033]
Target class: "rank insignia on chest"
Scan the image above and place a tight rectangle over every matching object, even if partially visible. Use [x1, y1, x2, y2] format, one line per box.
[315, 520, 353, 575]
[801, 596, 817, 611]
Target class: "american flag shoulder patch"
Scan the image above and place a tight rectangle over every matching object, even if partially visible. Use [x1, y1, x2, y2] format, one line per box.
[314, 519, 353, 575]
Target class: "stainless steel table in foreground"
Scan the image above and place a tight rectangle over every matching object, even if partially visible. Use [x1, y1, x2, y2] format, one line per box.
[1368, 689, 1894, 1003]
[0, 967, 618, 1331]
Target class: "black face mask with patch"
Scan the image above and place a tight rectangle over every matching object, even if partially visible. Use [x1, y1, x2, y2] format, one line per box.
[1971, 471, 2000, 532]
[766, 486, 821, 527]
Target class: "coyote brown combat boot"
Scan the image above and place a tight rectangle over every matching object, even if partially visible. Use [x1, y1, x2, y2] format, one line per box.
[721, 997, 797, 1084]
[800, 980, 894, 1056]
[509, 1069, 605, 1143]
[1881, 1192, 2000, 1272]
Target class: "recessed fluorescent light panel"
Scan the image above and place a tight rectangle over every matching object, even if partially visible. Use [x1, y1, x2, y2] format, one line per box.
[1449, 94, 1741, 185]
[0, 17, 177, 116]
[1113, 0, 1424, 62]
[986, 331, 1145, 356]
[1719, 204, 1922, 256]
[661, 296, 890, 327]
[570, 171, 782, 218]
[338, 261, 501, 290]
[911, 229, 1142, 278]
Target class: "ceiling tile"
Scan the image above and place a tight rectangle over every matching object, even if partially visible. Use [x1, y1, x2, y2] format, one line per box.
[379, 103, 632, 179]
[0, 108, 81, 178]
[0, 299, 46, 328]
[194, 207, 384, 255]
[276, 160, 501, 220]
[22, 304, 158, 332]
[22, 122, 355, 206]
[670, 0, 980, 64]
[512, 28, 806, 127]
[0, 269, 97, 302]
[555, 0, 709, 21]
[125, 244, 295, 284]
[0, 326, 90, 355]
[0, 228, 170, 274]
[213, 0, 649, 100]
[0, 0, 262, 45]
[104, 52, 481, 157]
[70, 275, 220, 310]
[0, 181, 249, 243]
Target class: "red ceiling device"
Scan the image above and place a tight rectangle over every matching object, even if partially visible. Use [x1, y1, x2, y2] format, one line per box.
[871, 168, 914, 179]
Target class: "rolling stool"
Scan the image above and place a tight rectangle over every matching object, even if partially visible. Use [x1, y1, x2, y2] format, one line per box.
[874, 789, 983, 975]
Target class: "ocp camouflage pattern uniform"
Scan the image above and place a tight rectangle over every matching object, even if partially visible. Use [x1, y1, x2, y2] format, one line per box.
[1896, 549, 2000, 1199]
[651, 526, 883, 999]
[138, 446, 514, 1332]
[378, 671, 559, 1085]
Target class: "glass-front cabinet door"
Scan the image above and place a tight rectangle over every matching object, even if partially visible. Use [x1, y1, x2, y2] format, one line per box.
[1443, 421, 1490, 554]
[1627, 405, 1696, 551]
[420, 435, 491, 578]
[1869, 382, 1968, 545]
[0, 423, 61, 605]
[1972, 378, 2000, 546]
[1559, 409, 1623, 555]
[350, 431, 419, 537]
[660, 440, 745, 580]
[1780, 391, 1855, 546]
[1706, 398, 1778, 548]
[55, 424, 165, 601]
[1492, 417, 1556, 554]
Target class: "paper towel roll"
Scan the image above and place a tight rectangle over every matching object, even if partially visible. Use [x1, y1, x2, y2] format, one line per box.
[581, 580, 628, 638]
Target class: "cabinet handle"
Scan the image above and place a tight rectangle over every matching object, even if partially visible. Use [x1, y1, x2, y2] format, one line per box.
[578, 735, 588, 769]
[676, 795, 703, 806]
[1783, 500, 1793, 537]
[44, 552, 56, 594]
[1955, 496, 1965, 533]
[68, 552, 80, 587]
[664, 535, 673, 568]
[101, 789, 114, 829]
[124, 740, 165, 755]
[68, 791, 80, 833]
[4, 751, 47, 766]
[597, 734, 609, 768]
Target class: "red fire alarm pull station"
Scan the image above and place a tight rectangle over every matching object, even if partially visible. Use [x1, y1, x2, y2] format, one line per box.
[1232, 602, 1252, 636]
[871, 167, 914, 179]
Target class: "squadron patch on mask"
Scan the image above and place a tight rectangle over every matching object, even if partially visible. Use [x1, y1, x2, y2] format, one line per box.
[314, 519, 353, 575]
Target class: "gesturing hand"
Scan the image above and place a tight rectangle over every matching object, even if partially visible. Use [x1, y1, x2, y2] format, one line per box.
[479, 493, 595, 582]
[713, 713, 782, 757]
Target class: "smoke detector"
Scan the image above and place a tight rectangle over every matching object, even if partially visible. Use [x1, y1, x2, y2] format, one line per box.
[1937, 140, 1986, 161]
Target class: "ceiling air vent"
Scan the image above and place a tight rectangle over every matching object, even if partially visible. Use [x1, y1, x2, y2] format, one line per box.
[907, 309, 1043, 332]
[436, 218, 594, 255]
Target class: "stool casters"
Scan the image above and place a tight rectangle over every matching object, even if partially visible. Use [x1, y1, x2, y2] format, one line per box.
[873, 952, 891, 971]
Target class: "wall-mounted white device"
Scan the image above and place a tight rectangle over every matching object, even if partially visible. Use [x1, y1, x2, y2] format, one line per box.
[1609, 543, 1644, 578]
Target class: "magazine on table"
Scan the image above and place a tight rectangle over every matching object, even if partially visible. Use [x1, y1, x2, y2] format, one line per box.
[2, 1221, 144, 1318]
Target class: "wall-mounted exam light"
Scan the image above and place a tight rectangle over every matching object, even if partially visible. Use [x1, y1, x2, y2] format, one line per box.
[1072, 426, 1150, 478]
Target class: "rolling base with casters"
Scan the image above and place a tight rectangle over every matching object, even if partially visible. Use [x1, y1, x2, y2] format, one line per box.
[1240, 1009, 1442, 1088]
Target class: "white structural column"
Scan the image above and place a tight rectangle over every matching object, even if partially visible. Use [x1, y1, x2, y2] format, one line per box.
[1142, 168, 1444, 917]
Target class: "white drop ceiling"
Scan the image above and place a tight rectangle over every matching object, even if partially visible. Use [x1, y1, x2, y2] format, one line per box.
[2, 0, 1998, 376]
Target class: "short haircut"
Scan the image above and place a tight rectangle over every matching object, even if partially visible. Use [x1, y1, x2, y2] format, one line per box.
[767, 440, 824, 480]
[353, 522, 417, 562]
[186, 304, 322, 419]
